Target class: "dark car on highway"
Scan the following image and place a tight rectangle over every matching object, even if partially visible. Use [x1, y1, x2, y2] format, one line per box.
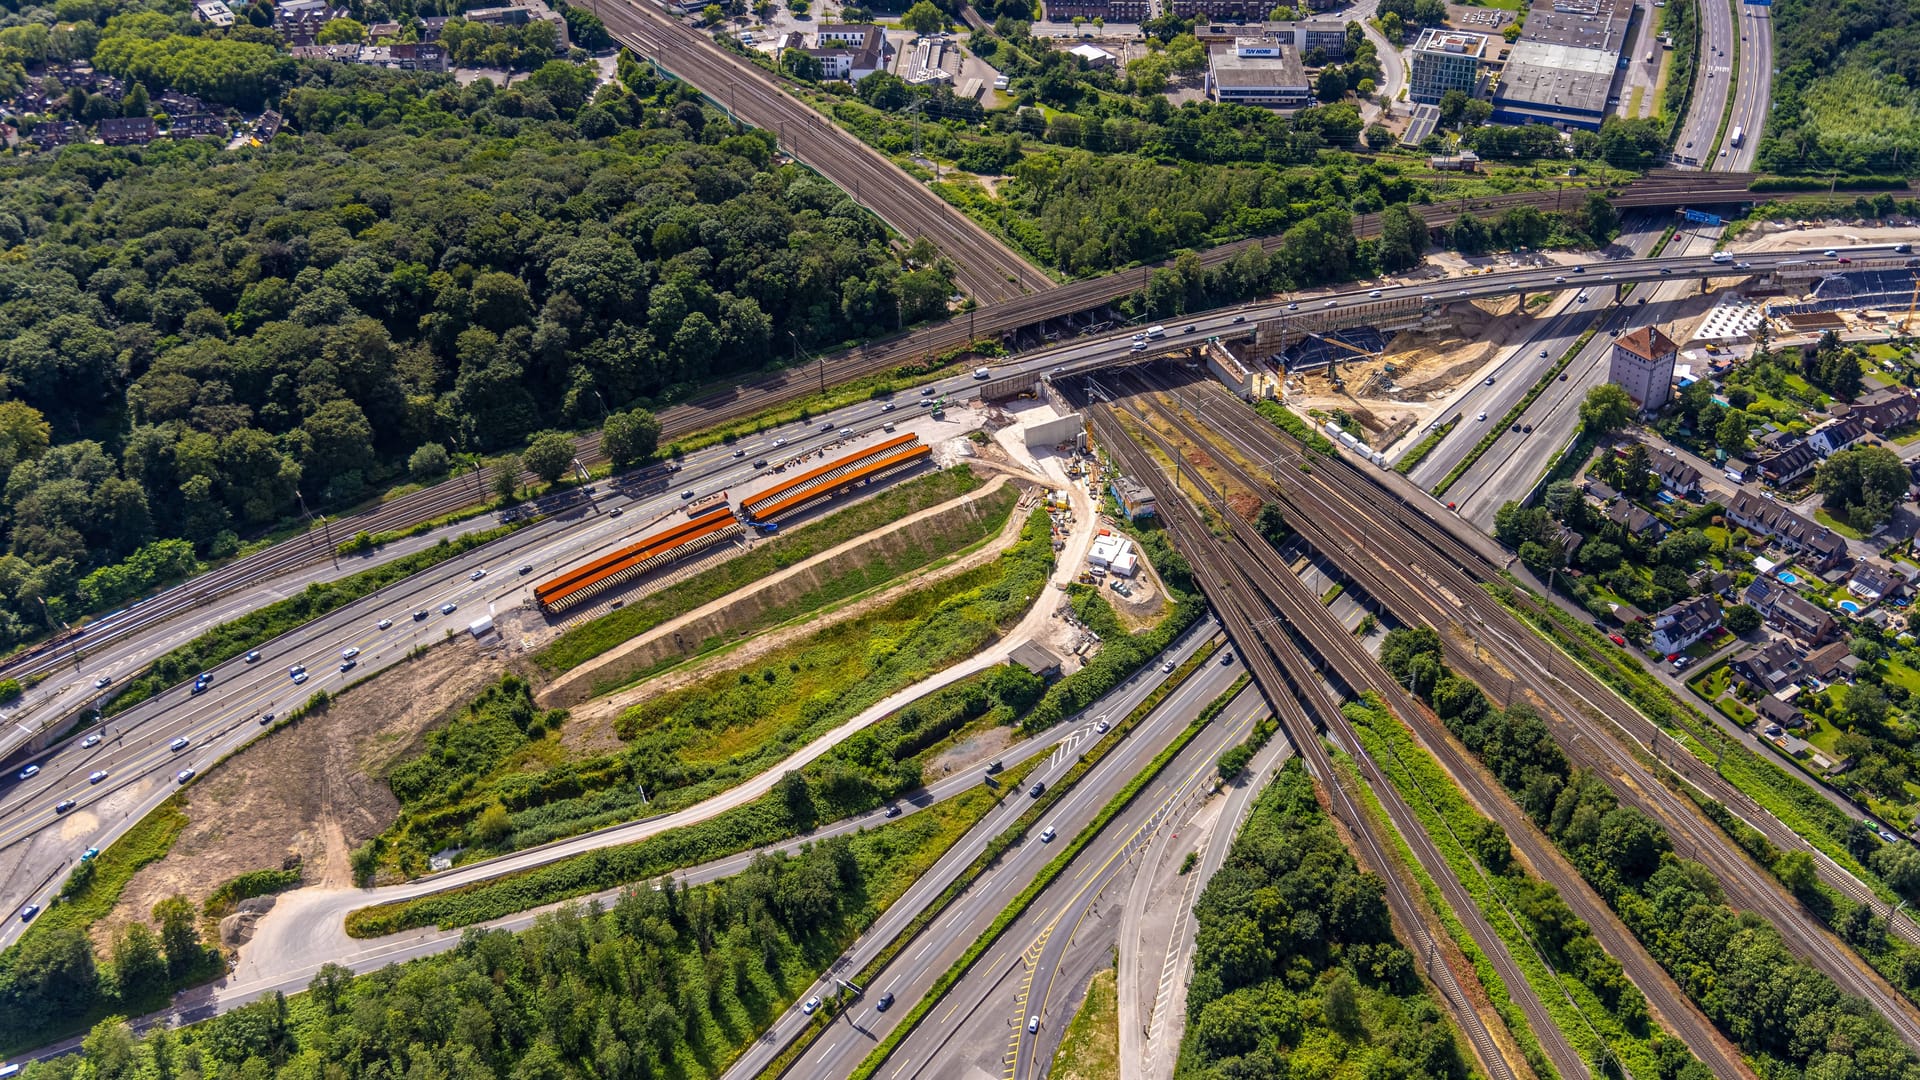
[1029, 781, 1046, 798]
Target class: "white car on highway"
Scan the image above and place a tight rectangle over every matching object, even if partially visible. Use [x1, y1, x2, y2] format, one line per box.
[81, 733, 101, 749]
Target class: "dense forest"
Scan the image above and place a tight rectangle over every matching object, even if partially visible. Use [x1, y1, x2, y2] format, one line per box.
[1760, 0, 1920, 171]
[1176, 760, 1471, 1080]
[13, 832, 929, 1080]
[0, 51, 950, 651]
[1379, 628, 1920, 1080]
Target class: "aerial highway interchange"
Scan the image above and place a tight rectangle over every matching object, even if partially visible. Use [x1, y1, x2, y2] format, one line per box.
[15, 3, 1920, 1075]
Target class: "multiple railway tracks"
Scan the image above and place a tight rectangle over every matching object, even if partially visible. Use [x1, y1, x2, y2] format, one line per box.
[1095, 364, 1920, 1054]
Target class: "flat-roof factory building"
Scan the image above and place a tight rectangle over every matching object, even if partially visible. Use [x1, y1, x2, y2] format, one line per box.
[1488, 0, 1635, 129]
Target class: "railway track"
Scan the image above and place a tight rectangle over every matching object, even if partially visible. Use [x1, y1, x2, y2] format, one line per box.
[3, 162, 1901, 696]
[598, 0, 1053, 305]
[1102, 370, 1754, 1080]
[1079, 395, 1544, 1080]
[1131, 367, 1920, 1052]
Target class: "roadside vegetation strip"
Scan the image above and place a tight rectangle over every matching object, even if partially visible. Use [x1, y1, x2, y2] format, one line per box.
[1328, 750, 1556, 1080]
[534, 466, 988, 675]
[759, 647, 1227, 1079]
[1344, 697, 1677, 1080]
[1396, 417, 1460, 475]
[345, 664, 1049, 936]
[0, 797, 223, 1056]
[1049, 965, 1120, 1080]
[102, 524, 522, 717]
[1379, 628, 1920, 1076]
[1434, 328, 1599, 498]
[844, 673, 1245, 1080]
[1253, 400, 1338, 456]
[379, 512, 1054, 871]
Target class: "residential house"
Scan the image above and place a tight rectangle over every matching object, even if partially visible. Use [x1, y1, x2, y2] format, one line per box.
[157, 91, 206, 115]
[1583, 479, 1619, 504]
[1803, 640, 1855, 683]
[275, 0, 351, 45]
[292, 42, 449, 71]
[1848, 561, 1904, 604]
[1605, 498, 1666, 541]
[1723, 490, 1850, 571]
[1767, 591, 1838, 645]
[1808, 416, 1869, 458]
[98, 116, 157, 145]
[1755, 693, 1805, 730]
[1848, 387, 1920, 434]
[1650, 595, 1721, 655]
[167, 114, 227, 138]
[1689, 568, 1735, 596]
[254, 110, 283, 141]
[1648, 452, 1702, 497]
[1755, 441, 1820, 487]
[29, 121, 80, 147]
[1730, 638, 1804, 694]
[1551, 524, 1584, 561]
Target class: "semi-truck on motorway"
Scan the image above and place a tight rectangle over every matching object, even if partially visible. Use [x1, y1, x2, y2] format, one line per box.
[1729, 126, 1744, 148]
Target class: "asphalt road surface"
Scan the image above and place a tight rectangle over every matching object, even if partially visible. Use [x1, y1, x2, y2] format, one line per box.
[15, 623, 1228, 1064]
[730, 644, 1251, 1080]
[904, 687, 1273, 1080]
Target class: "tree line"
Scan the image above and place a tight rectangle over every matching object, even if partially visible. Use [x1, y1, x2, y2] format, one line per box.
[1178, 759, 1471, 1080]
[0, 58, 950, 653]
[1379, 627, 1920, 1080]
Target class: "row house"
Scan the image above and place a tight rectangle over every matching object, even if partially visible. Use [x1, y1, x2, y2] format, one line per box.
[1724, 490, 1850, 572]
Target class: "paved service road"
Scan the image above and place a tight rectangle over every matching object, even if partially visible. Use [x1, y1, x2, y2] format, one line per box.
[12, 624, 1228, 1064]
[731, 644, 1251, 1080]
[927, 688, 1273, 1080]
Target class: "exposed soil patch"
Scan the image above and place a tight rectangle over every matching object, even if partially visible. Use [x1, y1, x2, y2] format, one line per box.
[924, 723, 1016, 778]
[97, 644, 504, 950]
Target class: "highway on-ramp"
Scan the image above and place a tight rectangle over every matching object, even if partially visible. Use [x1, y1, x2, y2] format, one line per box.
[9, 621, 1225, 1063]
[898, 686, 1272, 1080]
[725, 640, 1250, 1080]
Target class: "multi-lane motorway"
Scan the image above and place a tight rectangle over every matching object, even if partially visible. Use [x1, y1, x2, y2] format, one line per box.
[0, 400, 983, 942]
[721, 642, 1254, 1080]
[6, 244, 1898, 935]
[10, 622, 1229, 1062]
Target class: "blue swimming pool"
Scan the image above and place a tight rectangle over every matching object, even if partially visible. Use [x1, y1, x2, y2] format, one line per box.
[1778, 571, 1800, 584]
[1840, 600, 1863, 615]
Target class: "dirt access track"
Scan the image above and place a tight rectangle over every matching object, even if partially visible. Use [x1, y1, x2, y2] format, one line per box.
[540, 469, 1034, 710]
[97, 645, 506, 950]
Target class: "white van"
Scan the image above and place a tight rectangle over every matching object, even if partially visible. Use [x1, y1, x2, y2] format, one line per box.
[1145, 325, 1166, 339]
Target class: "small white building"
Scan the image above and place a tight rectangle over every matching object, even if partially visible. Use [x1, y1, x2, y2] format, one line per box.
[192, 0, 235, 25]
[1069, 43, 1118, 68]
[806, 23, 890, 82]
[1089, 533, 1134, 569]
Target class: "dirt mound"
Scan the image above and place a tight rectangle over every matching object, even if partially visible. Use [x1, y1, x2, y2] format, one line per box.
[98, 644, 503, 951]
